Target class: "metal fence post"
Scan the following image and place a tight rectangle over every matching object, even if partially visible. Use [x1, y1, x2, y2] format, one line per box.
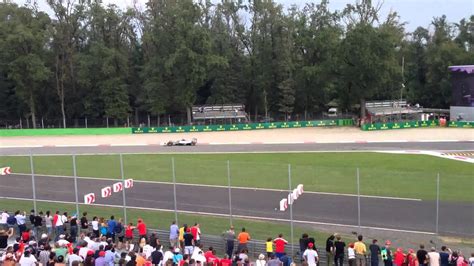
[119, 154, 128, 224]
[227, 160, 233, 226]
[72, 155, 80, 217]
[357, 168, 361, 229]
[436, 173, 440, 234]
[171, 157, 178, 224]
[29, 153, 37, 212]
[288, 164, 294, 258]
[85, 117, 88, 128]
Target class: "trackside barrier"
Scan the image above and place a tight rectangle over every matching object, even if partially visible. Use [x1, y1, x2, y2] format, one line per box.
[131, 119, 354, 133]
[361, 120, 440, 131]
[447, 121, 473, 128]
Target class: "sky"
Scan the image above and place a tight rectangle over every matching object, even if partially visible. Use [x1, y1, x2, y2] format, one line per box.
[12, 0, 474, 31]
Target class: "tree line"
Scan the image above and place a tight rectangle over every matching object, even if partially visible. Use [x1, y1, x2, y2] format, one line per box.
[0, 0, 472, 128]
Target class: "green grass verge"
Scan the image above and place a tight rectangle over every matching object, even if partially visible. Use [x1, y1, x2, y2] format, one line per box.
[0, 198, 334, 247]
[0, 127, 131, 136]
[1, 153, 472, 202]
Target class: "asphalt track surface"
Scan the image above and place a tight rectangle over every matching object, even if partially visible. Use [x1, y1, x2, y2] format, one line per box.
[1, 141, 474, 155]
[0, 142, 473, 237]
[0, 173, 473, 237]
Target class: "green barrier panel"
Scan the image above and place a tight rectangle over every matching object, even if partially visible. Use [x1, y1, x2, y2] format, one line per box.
[131, 119, 354, 134]
[448, 121, 473, 128]
[361, 120, 442, 131]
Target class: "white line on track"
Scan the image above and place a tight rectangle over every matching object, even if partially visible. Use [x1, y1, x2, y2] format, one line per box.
[11, 173, 422, 201]
[0, 196, 435, 235]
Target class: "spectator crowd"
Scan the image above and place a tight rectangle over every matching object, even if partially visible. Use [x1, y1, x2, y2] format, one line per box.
[0, 209, 472, 266]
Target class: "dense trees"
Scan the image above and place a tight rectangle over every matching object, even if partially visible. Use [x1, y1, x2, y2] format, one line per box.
[0, 0, 472, 127]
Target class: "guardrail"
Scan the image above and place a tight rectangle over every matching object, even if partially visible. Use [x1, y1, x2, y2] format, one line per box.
[131, 119, 354, 134]
[361, 120, 474, 131]
[447, 121, 473, 128]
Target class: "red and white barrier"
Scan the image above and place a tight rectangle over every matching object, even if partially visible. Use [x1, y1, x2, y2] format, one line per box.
[101, 186, 112, 198]
[0, 167, 11, 175]
[280, 184, 304, 211]
[124, 179, 134, 188]
[113, 182, 123, 192]
[84, 193, 95, 204]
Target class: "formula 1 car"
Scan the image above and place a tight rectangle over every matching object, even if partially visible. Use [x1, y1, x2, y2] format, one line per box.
[165, 138, 197, 146]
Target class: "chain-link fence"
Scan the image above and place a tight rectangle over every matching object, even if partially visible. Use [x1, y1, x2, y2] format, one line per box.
[1, 154, 472, 248]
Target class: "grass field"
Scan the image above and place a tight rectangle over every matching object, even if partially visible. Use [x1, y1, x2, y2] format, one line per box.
[0, 198, 340, 247]
[0, 127, 131, 136]
[0, 152, 472, 201]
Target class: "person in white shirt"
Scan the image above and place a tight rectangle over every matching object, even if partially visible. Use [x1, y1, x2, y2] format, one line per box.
[19, 250, 38, 266]
[15, 211, 27, 235]
[163, 246, 175, 264]
[468, 253, 474, 266]
[91, 217, 100, 237]
[0, 210, 9, 229]
[44, 211, 53, 237]
[68, 248, 83, 266]
[79, 242, 92, 261]
[303, 243, 319, 266]
[428, 247, 440, 266]
[256, 253, 267, 266]
[191, 244, 203, 261]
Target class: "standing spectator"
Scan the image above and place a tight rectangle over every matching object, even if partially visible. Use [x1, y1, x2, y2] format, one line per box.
[190, 223, 201, 245]
[0, 210, 9, 230]
[280, 253, 291, 266]
[0, 228, 14, 249]
[394, 248, 406, 266]
[38, 244, 51, 266]
[15, 211, 27, 236]
[299, 233, 309, 259]
[80, 212, 89, 235]
[55, 212, 68, 241]
[449, 251, 460, 266]
[334, 235, 346, 266]
[237, 228, 250, 252]
[428, 247, 440, 266]
[440, 247, 451, 266]
[348, 243, 356, 266]
[169, 221, 179, 248]
[151, 244, 163, 265]
[28, 210, 35, 234]
[125, 223, 135, 242]
[107, 216, 117, 242]
[69, 214, 78, 243]
[326, 234, 336, 266]
[223, 225, 235, 259]
[137, 219, 147, 239]
[417, 245, 429, 266]
[19, 249, 37, 266]
[178, 224, 187, 249]
[303, 242, 319, 266]
[183, 228, 194, 255]
[407, 249, 418, 266]
[369, 239, 381, 266]
[44, 211, 53, 237]
[116, 218, 124, 243]
[33, 212, 43, 238]
[266, 238, 273, 258]
[91, 217, 100, 238]
[274, 234, 288, 259]
[381, 241, 393, 266]
[354, 235, 367, 266]
[95, 250, 107, 266]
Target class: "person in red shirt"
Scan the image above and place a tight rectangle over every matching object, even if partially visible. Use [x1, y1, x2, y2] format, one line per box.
[220, 254, 232, 266]
[137, 219, 147, 239]
[204, 246, 220, 265]
[125, 222, 135, 241]
[274, 233, 288, 259]
[190, 223, 201, 245]
[21, 228, 30, 242]
[394, 248, 406, 266]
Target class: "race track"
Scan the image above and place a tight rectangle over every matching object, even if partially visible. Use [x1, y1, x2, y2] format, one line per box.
[0, 142, 473, 237]
[1, 141, 474, 155]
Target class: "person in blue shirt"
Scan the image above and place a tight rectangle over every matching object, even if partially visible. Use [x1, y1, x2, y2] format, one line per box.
[439, 246, 450, 266]
[107, 216, 117, 242]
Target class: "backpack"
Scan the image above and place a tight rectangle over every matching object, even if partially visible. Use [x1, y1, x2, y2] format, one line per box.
[115, 223, 123, 234]
[7, 216, 16, 225]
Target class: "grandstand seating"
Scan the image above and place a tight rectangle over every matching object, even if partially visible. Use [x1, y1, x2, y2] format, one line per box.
[192, 104, 248, 122]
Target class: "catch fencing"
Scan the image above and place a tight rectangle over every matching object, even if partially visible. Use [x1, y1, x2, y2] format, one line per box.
[0, 153, 472, 254]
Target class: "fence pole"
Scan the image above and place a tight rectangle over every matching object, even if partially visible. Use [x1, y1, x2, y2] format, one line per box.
[20, 118, 23, 129]
[41, 117, 44, 129]
[436, 173, 440, 234]
[172, 157, 178, 224]
[85, 117, 88, 128]
[72, 155, 80, 217]
[288, 164, 294, 258]
[357, 167, 361, 229]
[119, 154, 128, 224]
[227, 160, 233, 226]
[29, 153, 37, 212]
[147, 115, 151, 127]
[106, 117, 109, 128]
